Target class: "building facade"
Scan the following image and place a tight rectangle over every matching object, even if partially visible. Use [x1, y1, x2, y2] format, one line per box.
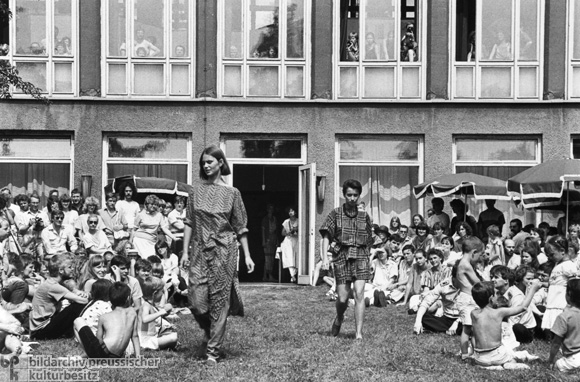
[0, 0, 579, 282]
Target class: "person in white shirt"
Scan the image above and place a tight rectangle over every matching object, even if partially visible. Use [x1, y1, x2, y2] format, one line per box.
[15, 194, 49, 256]
[83, 215, 112, 256]
[115, 183, 140, 232]
[40, 210, 78, 259]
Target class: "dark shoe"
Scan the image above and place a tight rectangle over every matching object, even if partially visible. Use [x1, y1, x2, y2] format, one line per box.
[331, 317, 342, 337]
[407, 308, 417, 315]
[373, 290, 381, 307]
[364, 297, 370, 307]
[378, 291, 388, 308]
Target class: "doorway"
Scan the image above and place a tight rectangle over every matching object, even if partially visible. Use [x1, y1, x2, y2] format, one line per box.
[233, 164, 299, 282]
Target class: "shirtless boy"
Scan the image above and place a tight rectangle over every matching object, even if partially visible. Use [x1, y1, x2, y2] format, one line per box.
[471, 280, 541, 368]
[456, 236, 484, 359]
[74, 282, 140, 358]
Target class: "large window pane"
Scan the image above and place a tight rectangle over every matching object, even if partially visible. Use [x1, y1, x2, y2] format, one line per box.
[518, 67, 537, 98]
[225, 139, 302, 159]
[108, 164, 188, 183]
[339, 66, 357, 97]
[0, 138, 71, 159]
[54, 62, 72, 93]
[224, 0, 243, 58]
[575, 2, 580, 60]
[248, 66, 278, 96]
[365, 0, 395, 61]
[481, 67, 511, 98]
[108, 64, 127, 94]
[519, 0, 538, 61]
[455, 66, 474, 98]
[249, 0, 279, 58]
[171, 65, 189, 95]
[455, 0, 476, 62]
[109, 0, 127, 57]
[134, 64, 164, 94]
[340, 139, 418, 161]
[171, 0, 189, 58]
[133, 0, 164, 58]
[285, 66, 303, 96]
[108, 136, 188, 159]
[401, 66, 420, 97]
[0, 163, 70, 206]
[339, 0, 360, 62]
[339, 166, 419, 225]
[456, 139, 537, 161]
[54, 0, 73, 56]
[224, 66, 242, 96]
[364, 67, 394, 98]
[15, 0, 47, 56]
[286, 0, 304, 58]
[15, 62, 46, 92]
[481, 0, 512, 61]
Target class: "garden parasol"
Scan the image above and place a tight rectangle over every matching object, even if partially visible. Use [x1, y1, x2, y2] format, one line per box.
[414, 172, 510, 222]
[104, 175, 190, 204]
[507, 158, 580, 230]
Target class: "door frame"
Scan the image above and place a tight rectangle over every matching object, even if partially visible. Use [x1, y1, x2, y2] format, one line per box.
[298, 163, 316, 285]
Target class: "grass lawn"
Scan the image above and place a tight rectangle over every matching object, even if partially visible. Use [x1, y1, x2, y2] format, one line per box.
[15, 284, 580, 382]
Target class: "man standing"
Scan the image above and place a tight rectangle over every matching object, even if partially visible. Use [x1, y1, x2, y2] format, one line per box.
[509, 219, 529, 253]
[478, 199, 505, 241]
[427, 197, 450, 234]
[70, 189, 83, 212]
[1, 187, 19, 214]
[15, 194, 49, 256]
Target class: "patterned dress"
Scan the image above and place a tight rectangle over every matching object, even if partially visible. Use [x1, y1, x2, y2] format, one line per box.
[185, 183, 248, 321]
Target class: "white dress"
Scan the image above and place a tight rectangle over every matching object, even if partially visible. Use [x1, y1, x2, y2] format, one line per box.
[281, 219, 298, 269]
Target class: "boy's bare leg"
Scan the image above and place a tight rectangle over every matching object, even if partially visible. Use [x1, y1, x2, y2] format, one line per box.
[73, 318, 88, 356]
[460, 326, 472, 357]
[158, 332, 178, 350]
[352, 279, 366, 339]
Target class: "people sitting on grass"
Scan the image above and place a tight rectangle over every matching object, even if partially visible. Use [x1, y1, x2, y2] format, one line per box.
[2, 253, 34, 328]
[78, 254, 108, 295]
[106, 255, 143, 310]
[548, 278, 580, 372]
[138, 276, 178, 350]
[364, 246, 397, 307]
[413, 262, 462, 336]
[470, 280, 542, 369]
[402, 249, 431, 312]
[76, 279, 113, 336]
[74, 282, 140, 359]
[30, 253, 89, 340]
[385, 244, 415, 303]
[0, 303, 25, 357]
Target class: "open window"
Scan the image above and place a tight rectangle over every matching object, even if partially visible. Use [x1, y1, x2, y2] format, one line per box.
[334, 0, 425, 99]
[451, 0, 544, 100]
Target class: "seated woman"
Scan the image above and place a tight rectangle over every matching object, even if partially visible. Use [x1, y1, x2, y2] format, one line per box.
[453, 222, 473, 253]
[2, 254, 34, 329]
[130, 195, 166, 259]
[75, 197, 105, 242]
[78, 254, 108, 295]
[411, 222, 434, 252]
[59, 194, 79, 228]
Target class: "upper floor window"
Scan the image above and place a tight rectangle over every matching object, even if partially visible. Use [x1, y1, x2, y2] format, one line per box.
[451, 0, 544, 100]
[568, 0, 580, 99]
[334, 0, 426, 100]
[1, 0, 78, 96]
[103, 0, 195, 98]
[218, 0, 310, 99]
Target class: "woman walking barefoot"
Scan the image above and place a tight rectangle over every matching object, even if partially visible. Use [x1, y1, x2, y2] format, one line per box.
[180, 145, 255, 365]
[320, 179, 373, 340]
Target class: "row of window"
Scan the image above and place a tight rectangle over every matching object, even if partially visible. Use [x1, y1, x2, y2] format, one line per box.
[5, 133, 579, 234]
[1, 0, 579, 100]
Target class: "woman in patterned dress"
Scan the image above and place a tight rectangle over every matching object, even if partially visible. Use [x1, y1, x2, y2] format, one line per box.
[180, 145, 255, 365]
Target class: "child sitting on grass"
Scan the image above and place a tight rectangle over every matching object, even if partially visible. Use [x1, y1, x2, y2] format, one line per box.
[364, 246, 398, 307]
[74, 282, 140, 359]
[470, 280, 542, 369]
[138, 276, 178, 350]
[77, 279, 113, 335]
[548, 278, 580, 372]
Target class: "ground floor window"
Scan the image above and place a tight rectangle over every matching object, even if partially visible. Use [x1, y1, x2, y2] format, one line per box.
[0, 136, 73, 204]
[103, 133, 191, 187]
[337, 136, 422, 225]
[453, 136, 541, 235]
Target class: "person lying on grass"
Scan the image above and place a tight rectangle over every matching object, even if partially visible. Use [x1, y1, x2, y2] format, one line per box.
[74, 282, 140, 359]
[470, 280, 542, 369]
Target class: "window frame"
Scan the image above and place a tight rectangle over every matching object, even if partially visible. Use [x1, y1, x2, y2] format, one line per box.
[101, 0, 196, 99]
[332, 0, 427, 101]
[335, 135, 424, 213]
[101, 133, 193, 196]
[216, 0, 312, 99]
[567, 0, 580, 100]
[3, 0, 79, 98]
[220, 135, 307, 165]
[0, 134, 75, 193]
[449, 0, 545, 101]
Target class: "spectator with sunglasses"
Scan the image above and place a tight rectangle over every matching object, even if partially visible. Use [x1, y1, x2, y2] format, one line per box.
[83, 216, 113, 256]
[40, 210, 78, 259]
